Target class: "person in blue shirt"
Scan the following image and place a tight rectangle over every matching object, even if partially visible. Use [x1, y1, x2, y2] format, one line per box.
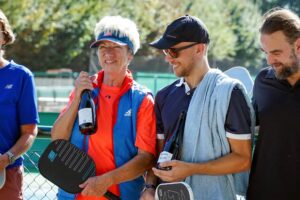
[0, 9, 39, 200]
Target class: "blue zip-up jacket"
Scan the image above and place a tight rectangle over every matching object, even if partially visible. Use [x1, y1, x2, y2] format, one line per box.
[58, 74, 151, 200]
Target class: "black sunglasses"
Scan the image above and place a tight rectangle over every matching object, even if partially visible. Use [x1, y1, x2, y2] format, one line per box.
[163, 43, 199, 58]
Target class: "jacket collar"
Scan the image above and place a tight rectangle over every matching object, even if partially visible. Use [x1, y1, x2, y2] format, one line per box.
[175, 78, 191, 94]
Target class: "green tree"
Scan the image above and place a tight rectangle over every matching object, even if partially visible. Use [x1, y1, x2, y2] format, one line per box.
[1, 0, 103, 71]
[166, 0, 263, 69]
[1, 0, 263, 72]
[255, 0, 300, 14]
[225, 0, 264, 70]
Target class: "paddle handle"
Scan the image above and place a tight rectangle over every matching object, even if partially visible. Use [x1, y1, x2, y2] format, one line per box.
[104, 191, 121, 200]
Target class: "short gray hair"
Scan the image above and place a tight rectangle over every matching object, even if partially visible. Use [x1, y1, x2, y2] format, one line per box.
[94, 16, 140, 54]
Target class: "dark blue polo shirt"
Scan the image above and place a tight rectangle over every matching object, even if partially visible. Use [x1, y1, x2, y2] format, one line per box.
[247, 67, 300, 200]
[155, 78, 251, 140]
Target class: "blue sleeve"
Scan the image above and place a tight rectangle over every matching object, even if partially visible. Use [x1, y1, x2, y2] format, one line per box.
[17, 72, 39, 125]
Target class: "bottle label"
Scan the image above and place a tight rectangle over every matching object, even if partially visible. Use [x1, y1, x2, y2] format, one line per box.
[157, 151, 173, 163]
[78, 108, 93, 125]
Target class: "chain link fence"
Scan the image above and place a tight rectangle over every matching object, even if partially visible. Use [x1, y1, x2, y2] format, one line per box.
[23, 138, 58, 200]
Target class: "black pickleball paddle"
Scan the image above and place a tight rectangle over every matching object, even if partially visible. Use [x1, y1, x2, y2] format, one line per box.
[38, 139, 120, 200]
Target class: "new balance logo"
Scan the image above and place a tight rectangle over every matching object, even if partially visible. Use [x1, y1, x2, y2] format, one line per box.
[124, 109, 132, 117]
[5, 84, 13, 89]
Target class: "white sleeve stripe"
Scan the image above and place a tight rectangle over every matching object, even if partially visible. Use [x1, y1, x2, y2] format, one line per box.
[226, 132, 251, 140]
[157, 134, 165, 140]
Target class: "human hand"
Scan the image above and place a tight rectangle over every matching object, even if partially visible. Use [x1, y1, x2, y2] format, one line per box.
[152, 160, 190, 182]
[79, 174, 112, 197]
[74, 71, 94, 99]
[0, 154, 8, 171]
[140, 187, 155, 200]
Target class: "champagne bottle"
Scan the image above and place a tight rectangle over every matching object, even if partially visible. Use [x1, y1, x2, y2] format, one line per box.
[78, 89, 97, 135]
[156, 111, 186, 170]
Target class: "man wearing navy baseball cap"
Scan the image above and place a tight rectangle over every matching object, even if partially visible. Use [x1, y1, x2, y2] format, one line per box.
[52, 16, 156, 200]
[141, 15, 254, 200]
[150, 14, 210, 49]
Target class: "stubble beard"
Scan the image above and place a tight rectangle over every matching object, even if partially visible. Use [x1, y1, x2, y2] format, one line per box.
[274, 51, 300, 80]
[173, 59, 195, 78]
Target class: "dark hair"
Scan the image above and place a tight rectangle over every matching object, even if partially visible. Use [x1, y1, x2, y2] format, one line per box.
[260, 7, 300, 44]
[0, 9, 15, 46]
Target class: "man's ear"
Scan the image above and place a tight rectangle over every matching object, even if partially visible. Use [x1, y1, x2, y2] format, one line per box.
[196, 43, 206, 55]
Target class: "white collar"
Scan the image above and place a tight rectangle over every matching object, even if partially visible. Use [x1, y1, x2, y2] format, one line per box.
[175, 78, 191, 94]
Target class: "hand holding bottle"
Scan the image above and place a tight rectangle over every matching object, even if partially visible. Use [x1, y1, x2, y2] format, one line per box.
[74, 71, 94, 100]
[153, 160, 191, 182]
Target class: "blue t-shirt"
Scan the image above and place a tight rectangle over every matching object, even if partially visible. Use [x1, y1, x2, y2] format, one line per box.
[0, 61, 39, 168]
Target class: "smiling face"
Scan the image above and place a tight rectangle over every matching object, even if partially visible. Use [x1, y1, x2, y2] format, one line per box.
[164, 42, 202, 78]
[260, 31, 300, 80]
[97, 40, 133, 77]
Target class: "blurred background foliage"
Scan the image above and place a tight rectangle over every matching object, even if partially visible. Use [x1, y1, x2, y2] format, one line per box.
[0, 0, 299, 74]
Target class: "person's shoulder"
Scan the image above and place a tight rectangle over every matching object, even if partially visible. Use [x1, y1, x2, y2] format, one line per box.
[156, 79, 181, 98]
[256, 66, 273, 80]
[230, 86, 246, 101]
[132, 81, 152, 95]
[9, 61, 33, 76]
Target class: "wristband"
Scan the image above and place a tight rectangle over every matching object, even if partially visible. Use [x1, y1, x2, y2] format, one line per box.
[141, 184, 156, 193]
[6, 151, 16, 165]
